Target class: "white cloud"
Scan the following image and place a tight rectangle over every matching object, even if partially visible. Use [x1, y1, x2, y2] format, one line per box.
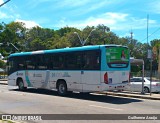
[56, 12, 128, 30]
[57, 0, 90, 7]
[54, 0, 121, 16]
[0, 11, 8, 18]
[0, 0, 10, 8]
[0, 0, 20, 20]
[15, 19, 40, 29]
[148, 0, 160, 14]
[56, 12, 158, 32]
[0, 0, 4, 4]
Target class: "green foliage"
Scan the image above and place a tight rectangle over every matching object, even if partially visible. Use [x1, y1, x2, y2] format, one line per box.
[0, 60, 6, 69]
[0, 21, 160, 72]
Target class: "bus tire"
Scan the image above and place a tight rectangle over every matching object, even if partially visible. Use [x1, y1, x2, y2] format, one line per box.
[57, 81, 67, 96]
[17, 79, 26, 91]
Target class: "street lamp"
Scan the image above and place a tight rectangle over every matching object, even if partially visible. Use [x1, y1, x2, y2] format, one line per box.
[74, 32, 83, 46]
[0, 43, 4, 60]
[0, 53, 4, 60]
[74, 29, 95, 46]
[8, 42, 19, 51]
[0, 42, 19, 51]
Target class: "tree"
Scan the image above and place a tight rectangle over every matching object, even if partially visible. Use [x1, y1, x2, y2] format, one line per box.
[0, 60, 6, 69]
[0, 22, 27, 56]
[150, 39, 160, 77]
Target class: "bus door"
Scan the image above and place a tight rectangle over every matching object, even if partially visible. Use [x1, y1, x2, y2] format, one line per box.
[65, 52, 83, 92]
[25, 70, 45, 89]
[25, 55, 49, 88]
[35, 55, 50, 89]
[81, 50, 101, 92]
[32, 71, 45, 88]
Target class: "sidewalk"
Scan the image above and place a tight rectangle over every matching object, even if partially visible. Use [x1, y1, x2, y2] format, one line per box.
[99, 91, 160, 100]
[0, 80, 160, 100]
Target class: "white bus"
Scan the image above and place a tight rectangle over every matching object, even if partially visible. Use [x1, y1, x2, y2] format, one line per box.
[7, 45, 130, 95]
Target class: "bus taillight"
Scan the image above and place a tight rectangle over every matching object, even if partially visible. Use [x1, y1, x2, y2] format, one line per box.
[104, 72, 108, 84]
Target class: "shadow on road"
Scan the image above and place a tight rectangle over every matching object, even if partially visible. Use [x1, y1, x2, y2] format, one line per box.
[11, 88, 142, 104]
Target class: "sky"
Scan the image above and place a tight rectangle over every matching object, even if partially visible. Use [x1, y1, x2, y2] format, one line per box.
[0, 0, 160, 44]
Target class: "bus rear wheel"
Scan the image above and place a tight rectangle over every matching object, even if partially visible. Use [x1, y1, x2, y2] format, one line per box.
[57, 81, 67, 96]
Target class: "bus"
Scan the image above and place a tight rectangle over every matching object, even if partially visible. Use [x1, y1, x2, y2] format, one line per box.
[7, 45, 130, 95]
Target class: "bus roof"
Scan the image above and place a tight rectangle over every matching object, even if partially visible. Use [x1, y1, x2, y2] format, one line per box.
[8, 44, 128, 57]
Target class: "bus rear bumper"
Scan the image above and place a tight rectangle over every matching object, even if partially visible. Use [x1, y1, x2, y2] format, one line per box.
[101, 83, 130, 91]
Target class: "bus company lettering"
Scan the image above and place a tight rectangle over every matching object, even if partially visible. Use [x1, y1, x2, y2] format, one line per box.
[52, 72, 71, 77]
[33, 73, 42, 77]
[16, 72, 23, 76]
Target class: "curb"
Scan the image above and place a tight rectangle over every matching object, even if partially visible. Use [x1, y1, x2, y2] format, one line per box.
[100, 92, 160, 100]
[0, 79, 7, 81]
[0, 82, 8, 85]
[0, 79, 8, 85]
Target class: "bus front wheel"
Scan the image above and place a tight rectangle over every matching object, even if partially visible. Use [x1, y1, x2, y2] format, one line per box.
[57, 81, 67, 96]
[17, 79, 26, 91]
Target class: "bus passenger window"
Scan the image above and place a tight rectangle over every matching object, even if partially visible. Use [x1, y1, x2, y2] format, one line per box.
[26, 56, 36, 70]
[83, 50, 100, 70]
[52, 54, 64, 70]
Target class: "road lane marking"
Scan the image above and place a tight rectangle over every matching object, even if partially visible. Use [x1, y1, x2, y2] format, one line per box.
[89, 105, 123, 111]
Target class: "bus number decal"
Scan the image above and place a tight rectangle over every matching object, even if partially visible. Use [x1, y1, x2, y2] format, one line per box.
[52, 72, 71, 77]
[33, 73, 42, 77]
[16, 72, 23, 76]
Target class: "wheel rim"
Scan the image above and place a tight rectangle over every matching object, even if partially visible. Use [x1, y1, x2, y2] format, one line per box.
[144, 87, 149, 93]
[59, 83, 65, 94]
[19, 81, 24, 90]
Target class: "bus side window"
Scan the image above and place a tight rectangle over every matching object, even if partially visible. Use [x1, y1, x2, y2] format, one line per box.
[45, 54, 51, 69]
[17, 57, 25, 70]
[37, 55, 47, 70]
[26, 56, 36, 70]
[8, 57, 16, 75]
[65, 52, 83, 70]
[83, 50, 100, 70]
[52, 54, 64, 70]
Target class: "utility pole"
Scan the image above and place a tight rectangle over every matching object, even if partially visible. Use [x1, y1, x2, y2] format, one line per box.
[130, 29, 133, 42]
[146, 14, 152, 96]
[147, 14, 149, 45]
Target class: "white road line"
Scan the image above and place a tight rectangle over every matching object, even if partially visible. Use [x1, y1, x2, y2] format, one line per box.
[89, 105, 123, 111]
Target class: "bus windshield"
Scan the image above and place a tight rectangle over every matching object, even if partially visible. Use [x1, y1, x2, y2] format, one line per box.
[106, 46, 129, 68]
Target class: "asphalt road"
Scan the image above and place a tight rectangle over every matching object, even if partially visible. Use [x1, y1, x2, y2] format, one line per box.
[0, 84, 160, 123]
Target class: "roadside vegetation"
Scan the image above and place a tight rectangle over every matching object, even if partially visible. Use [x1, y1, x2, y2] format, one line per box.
[0, 22, 160, 74]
